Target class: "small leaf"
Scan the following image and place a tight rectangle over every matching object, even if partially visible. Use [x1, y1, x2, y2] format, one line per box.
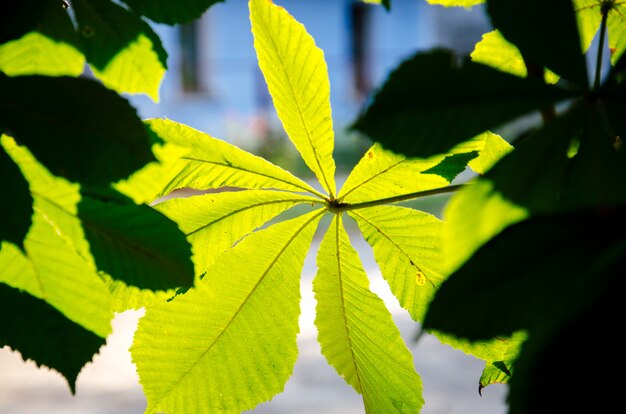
[147, 119, 322, 196]
[0, 145, 32, 249]
[0, 75, 155, 185]
[251, 0, 337, 197]
[0, 282, 106, 392]
[352, 50, 571, 158]
[120, 0, 224, 25]
[132, 210, 322, 413]
[349, 206, 444, 321]
[73, 0, 167, 101]
[156, 189, 320, 273]
[471, 30, 559, 84]
[426, 0, 484, 6]
[486, 0, 588, 87]
[315, 215, 423, 413]
[0, 1, 84, 77]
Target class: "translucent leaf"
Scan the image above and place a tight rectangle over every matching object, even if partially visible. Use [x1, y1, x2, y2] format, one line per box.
[574, 0, 626, 64]
[0, 215, 113, 338]
[0, 283, 106, 392]
[337, 143, 451, 203]
[608, 4, 626, 64]
[132, 210, 322, 413]
[0, 76, 155, 185]
[0, 2, 84, 77]
[466, 131, 514, 174]
[3, 135, 195, 293]
[156, 189, 320, 273]
[471, 30, 559, 84]
[73, 0, 167, 101]
[314, 215, 423, 413]
[250, 0, 337, 197]
[349, 206, 443, 322]
[574, 0, 602, 52]
[479, 332, 525, 393]
[147, 119, 322, 197]
[121, 0, 224, 25]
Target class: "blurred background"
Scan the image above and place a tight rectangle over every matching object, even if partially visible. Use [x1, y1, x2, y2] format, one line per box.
[0, 1, 507, 413]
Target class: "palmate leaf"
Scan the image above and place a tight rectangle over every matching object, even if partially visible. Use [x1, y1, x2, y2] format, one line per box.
[132, 210, 322, 414]
[147, 119, 322, 197]
[314, 215, 423, 414]
[73, 0, 168, 102]
[349, 206, 443, 322]
[0, 283, 106, 392]
[250, 0, 337, 198]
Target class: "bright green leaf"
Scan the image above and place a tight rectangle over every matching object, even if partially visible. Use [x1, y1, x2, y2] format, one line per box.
[471, 30, 559, 84]
[120, 0, 224, 25]
[574, 0, 626, 64]
[73, 0, 167, 101]
[486, 0, 587, 87]
[466, 131, 513, 174]
[607, 3, 626, 64]
[349, 206, 444, 322]
[156, 189, 320, 274]
[479, 332, 525, 393]
[0, 145, 32, 249]
[0, 2, 84, 77]
[314, 215, 423, 413]
[352, 50, 571, 158]
[0, 282, 106, 392]
[0, 75, 155, 185]
[132, 210, 322, 413]
[250, 0, 337, 197]
[147, 119, 322, 197]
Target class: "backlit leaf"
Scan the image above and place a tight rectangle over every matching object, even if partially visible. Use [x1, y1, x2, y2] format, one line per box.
[314, 215, 423, 413]
[147, 119, 322, 197]
[349, 206, 443, 321]
[251, 0, 337, 197]
[73, 0, 167, 101]
[426, 0, 484, 6]
[132, 210, 322, 413]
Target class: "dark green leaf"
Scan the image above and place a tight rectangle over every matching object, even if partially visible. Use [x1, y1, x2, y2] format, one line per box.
[0, 0, 54, 44]
[486, 104, 626, 213]
[0, 282, 106, 392]
[0, 75, 155, 185]
[120, 0, 224, 25]
[486, 0, 587, 87]
[423, 208, 626, 341]
[0, 146, 32, 249]
[422, 151, 478, 182]
[78, 189, 195, 291]
[352, 50, 571, 158]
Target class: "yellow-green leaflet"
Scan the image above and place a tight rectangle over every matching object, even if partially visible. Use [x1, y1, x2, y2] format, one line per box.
[156, 189, 320, 273]
[132, 210, 322, 413]
[472, 30, 560, 84]
[250, 0, 337, 197]
[449, 131, 514, 174]
[314, 215, 423, 413]
[0, 32, 85, 77]
[338, 143, 450, 203]
[574, 0, 626, 63]
[147, 119, 322, 197]
[349, 206, 444, 322]
[427, 0, 484, 7]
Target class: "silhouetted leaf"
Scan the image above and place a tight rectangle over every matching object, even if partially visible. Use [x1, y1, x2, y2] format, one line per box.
[0, 75, 155, 185]
[486, 0, 587, 87]
[121, 0, 224, 25]
[0, 146, 32, 249]
[352, 50, 571, 158]
[0, 0, 53, 44]
[423, 208, 626, 341]
[0, 283, 106, 392]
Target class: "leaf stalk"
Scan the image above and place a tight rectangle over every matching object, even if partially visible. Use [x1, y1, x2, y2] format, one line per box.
[594, 4, 610, 90]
